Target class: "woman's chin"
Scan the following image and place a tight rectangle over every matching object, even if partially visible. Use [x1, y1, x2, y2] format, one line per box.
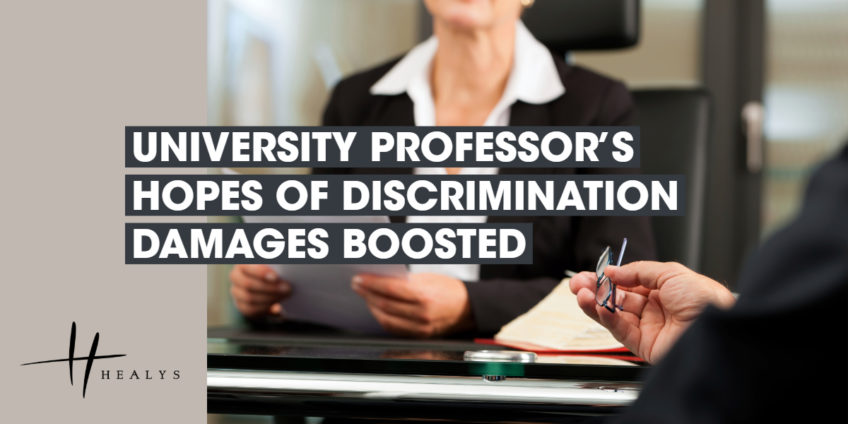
[441, 12, 496, 32]
[436, 3, 496, 30]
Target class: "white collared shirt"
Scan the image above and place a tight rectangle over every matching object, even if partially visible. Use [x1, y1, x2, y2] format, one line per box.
[370, 21, 565, 282]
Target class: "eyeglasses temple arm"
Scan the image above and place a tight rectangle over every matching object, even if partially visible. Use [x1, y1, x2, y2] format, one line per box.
[615, 238, 628, 266]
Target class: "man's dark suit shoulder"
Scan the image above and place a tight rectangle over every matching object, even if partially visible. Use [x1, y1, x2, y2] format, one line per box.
[614, 144, 848, 423]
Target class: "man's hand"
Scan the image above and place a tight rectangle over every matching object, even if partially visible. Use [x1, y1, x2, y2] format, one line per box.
[569, 261, 735, 363]
[229, 264, 292, 318]
[352, 273, 474, 338]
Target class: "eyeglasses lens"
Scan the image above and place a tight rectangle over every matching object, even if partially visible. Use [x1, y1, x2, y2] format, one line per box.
[596, 276, 612, 306]
[596, 247, 611, 277]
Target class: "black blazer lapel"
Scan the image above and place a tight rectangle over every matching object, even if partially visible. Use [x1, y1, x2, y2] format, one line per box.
[369, 94, 415, 126]
[509, 100, 553, 126]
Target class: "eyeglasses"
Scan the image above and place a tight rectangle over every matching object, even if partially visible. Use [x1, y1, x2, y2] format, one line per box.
[595, 238, 628, 313]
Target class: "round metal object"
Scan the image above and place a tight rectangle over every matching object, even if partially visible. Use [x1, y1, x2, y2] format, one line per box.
[463, 350, 538, 363]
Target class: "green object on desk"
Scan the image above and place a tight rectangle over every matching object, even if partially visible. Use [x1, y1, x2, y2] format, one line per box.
[469, 361, 525, 378]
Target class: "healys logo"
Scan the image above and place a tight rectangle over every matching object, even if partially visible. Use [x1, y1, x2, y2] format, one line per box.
[20, 322, 180, 398]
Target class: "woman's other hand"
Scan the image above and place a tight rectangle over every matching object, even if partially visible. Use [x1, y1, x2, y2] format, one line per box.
[352, 272, 474, 338]
[229, 264, 292, 318]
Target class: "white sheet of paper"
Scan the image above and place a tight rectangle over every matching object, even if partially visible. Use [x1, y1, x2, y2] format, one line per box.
[223, 168, 406, 333]
[242, 212, 406, 334]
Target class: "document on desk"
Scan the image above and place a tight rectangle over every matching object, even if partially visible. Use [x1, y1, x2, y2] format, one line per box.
[242, 213, 406, 334]
[493, 279, 626, 353]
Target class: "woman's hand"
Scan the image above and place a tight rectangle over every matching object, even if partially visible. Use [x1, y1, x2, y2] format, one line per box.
[569, 261, 735, 363]
[229, 264, 292, 318]
[352, 272, 474, 338]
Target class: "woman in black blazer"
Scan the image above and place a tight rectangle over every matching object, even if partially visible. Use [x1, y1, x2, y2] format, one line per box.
[230, 0, 656, 337]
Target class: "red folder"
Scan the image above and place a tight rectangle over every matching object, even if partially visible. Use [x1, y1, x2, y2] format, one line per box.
[474, 338, 645, 362]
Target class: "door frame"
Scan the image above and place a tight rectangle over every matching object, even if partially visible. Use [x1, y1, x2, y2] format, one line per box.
[700, 0, 766, 288]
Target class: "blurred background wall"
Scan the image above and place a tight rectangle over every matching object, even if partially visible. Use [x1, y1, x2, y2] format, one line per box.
[206, 0, 422, 328]
[760, 0, 848, 237]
